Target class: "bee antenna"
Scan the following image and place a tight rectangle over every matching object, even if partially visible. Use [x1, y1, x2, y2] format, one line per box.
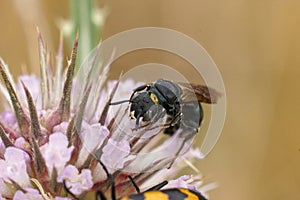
[109, 99, 130, 105]
[145, 180, 168, 191]
[128, 176, 140, 193]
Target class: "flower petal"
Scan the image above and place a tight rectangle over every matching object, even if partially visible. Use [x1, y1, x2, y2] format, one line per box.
[0, 147, 31, 187]
[13, 188, 43, 200]
[40, 132, 74, 174]
[101, 139, 136, 173]
[57, 165, 93, 195]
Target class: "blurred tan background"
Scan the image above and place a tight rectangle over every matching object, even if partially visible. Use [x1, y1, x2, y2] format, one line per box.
[0, 0, 300, 199]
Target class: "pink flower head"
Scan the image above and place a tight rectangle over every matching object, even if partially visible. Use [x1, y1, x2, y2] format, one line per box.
[0, 34, 215, 199]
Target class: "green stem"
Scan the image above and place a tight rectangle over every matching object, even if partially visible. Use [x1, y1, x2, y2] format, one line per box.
[70, 0, 100, 71]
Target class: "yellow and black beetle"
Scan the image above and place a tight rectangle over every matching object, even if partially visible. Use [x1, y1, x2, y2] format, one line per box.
[95, 160, 208, 200]
[63, 160, 207, 200]
[117, 188, 207, 200]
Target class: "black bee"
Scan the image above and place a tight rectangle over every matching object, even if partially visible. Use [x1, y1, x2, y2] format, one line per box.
[110, 79, 220, 139]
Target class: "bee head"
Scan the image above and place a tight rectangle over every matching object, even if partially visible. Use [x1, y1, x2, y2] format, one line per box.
[129, 92, 161, 127]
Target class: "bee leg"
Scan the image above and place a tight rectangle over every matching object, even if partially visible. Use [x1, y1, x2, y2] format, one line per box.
[146, 112, 181, 132]
[163, 113, 182, 135]
[96, 190, 107, 200]
[163, 124, 179, 135]
[167, 131, 196, 169]
[167, 139, 186, 169]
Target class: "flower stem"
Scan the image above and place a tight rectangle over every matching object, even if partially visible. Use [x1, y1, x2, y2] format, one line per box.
[69, 0, 104, 71]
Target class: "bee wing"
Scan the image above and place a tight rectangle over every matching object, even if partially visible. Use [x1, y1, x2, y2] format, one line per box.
[178, 82, 222, 104]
